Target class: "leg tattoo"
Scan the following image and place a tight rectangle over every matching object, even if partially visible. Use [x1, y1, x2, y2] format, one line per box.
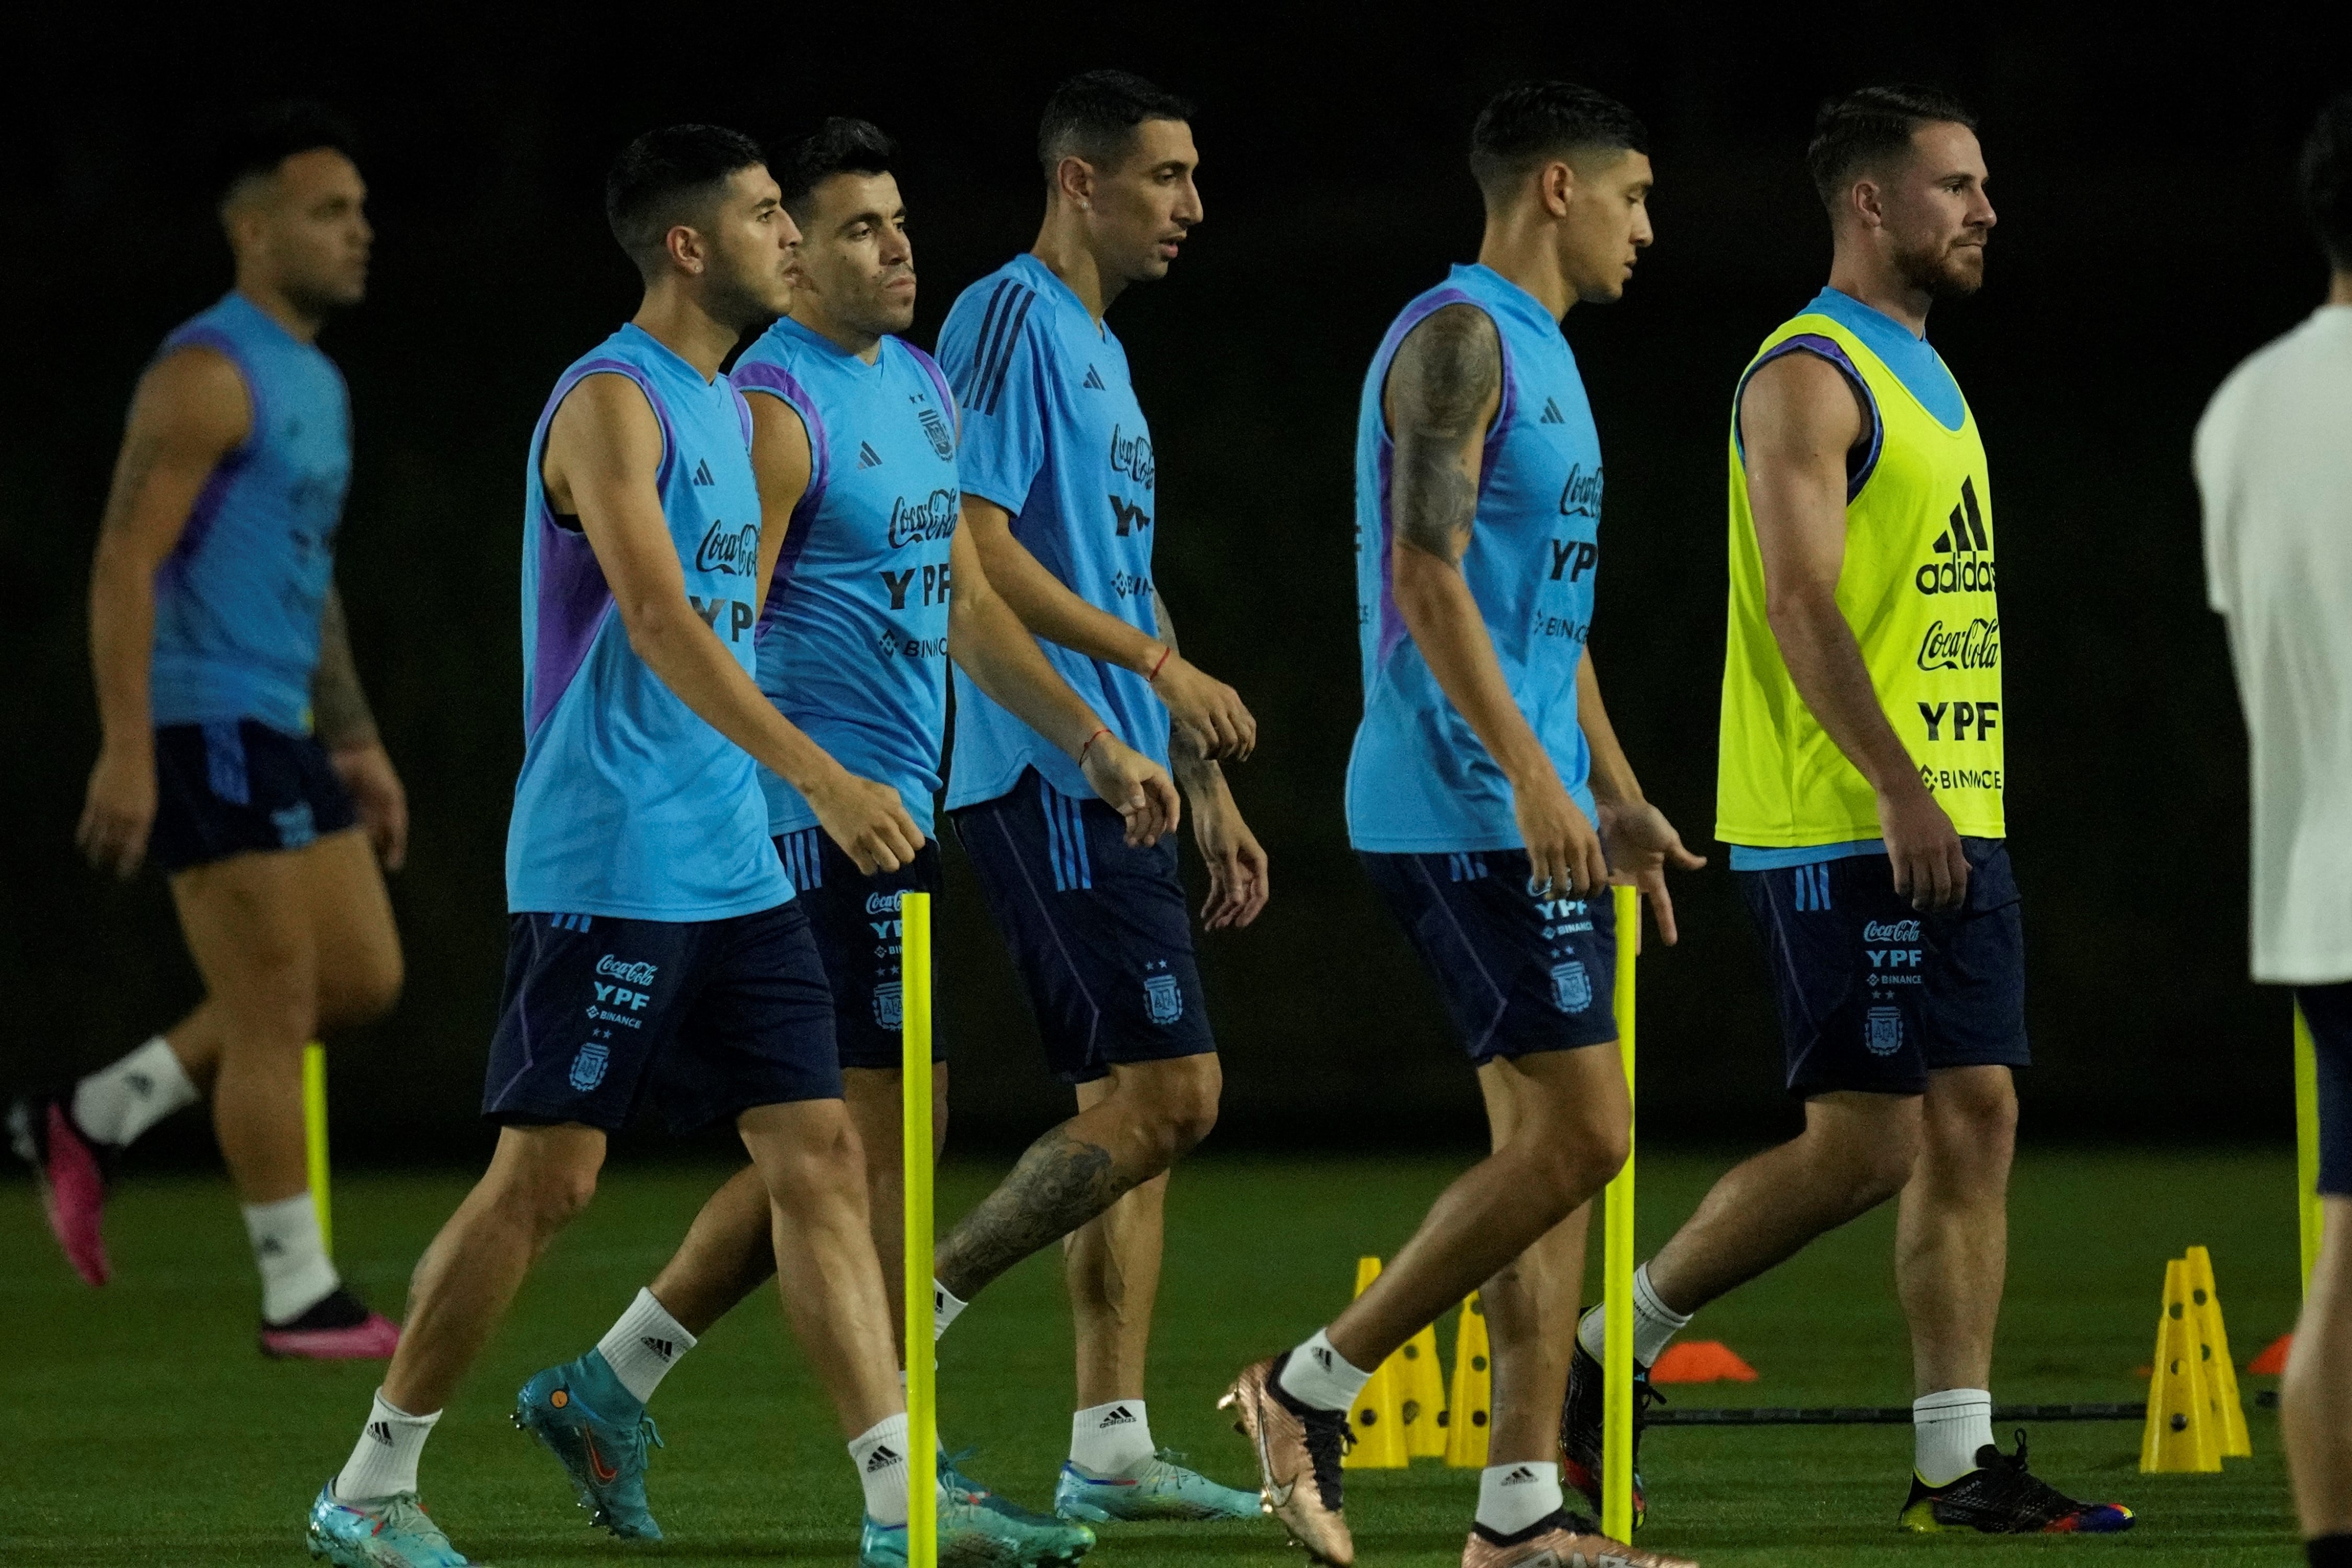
[936, 1126, 1125, 1299]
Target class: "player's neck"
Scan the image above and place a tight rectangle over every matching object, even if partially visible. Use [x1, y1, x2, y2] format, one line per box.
[1031, 208, 1123, 322]
[232, 276, 326, 343]
[630, 284, 743, 382]
[2330, 270, 2352, 307]
[1474, 218, 1575, 321]
[789, 305, 882, 363]
[1827, 249, 1931, 337]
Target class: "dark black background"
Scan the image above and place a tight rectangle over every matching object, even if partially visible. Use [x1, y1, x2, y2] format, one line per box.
[4, 6, 2344, 1165]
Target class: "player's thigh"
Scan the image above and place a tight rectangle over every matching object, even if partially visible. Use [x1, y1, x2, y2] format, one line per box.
[787, 828, 944, 1076]
[168, 846, 320, 1043]
[1919, 839, 2030, 1077]
[654, 902, 844, 1138]
[293, 825, 404, 1030]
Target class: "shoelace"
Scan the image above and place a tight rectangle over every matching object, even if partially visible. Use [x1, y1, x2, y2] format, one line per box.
[1299, 1405, 1355, 1510]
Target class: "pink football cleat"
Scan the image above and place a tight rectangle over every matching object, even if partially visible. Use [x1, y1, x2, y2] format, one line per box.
[9, 1097, 112, 1286]
[260, 1287, 403, 1360]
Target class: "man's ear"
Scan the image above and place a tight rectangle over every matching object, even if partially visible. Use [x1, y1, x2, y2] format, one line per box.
[1537, 158, 1577, 218]
[661, 222, 709, 276]
[1055, 155, 1098, 212]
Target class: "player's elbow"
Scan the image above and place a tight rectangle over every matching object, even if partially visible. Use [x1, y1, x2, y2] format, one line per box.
[1390, 547, 1462, 635]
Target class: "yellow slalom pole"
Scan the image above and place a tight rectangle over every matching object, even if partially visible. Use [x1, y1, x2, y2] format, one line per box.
[303, 1042, 332, 1259]
[900, 892, 937, 1568]
[2298, 1003, 2322, 1293]
[1601, 884, 1639, 1541]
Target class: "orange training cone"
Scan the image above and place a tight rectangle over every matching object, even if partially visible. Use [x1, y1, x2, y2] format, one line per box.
[1651, 1341, 1758, 1384]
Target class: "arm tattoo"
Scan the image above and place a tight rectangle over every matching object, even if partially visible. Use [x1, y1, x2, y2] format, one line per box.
[311, 584, 381, 751]
[1151, 589, 1208, 771]
[1389, 304, 1500, 561]
[934, 1124, 1128, 1298]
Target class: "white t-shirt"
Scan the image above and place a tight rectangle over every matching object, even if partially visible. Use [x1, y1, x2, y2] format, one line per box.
[2197, 304, 2352, 985]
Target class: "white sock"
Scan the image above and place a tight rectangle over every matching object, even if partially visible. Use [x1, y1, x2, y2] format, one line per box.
[1913, 1389, 1994, 1485]
[1475, 1460, 1563, 1537]
[933, 1279, 968, 1341]
[1277, 1329, 1372, 1412]
[72, 1036, 198, 1147]
[1575, 1264, 1692, 1368]
[1070, 1399, 1156, 1477]
[850, 1413, 912, 1527]
[244, 1192, 339, 1324]
[595, 1287, 696, 1404]
[335, 1391, 440, 1502]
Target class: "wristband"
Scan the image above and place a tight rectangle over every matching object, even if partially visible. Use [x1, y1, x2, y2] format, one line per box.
[1147, 645, 1173, 684]
[1078, 726, 1112, 765]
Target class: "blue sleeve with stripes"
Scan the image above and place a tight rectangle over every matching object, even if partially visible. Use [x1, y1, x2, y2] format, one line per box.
[939, 288, 1046, 516]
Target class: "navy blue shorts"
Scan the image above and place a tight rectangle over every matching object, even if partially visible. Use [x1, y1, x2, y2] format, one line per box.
[1359, 849, 1619, 1064]
[1737, 839, 2031, 1098]
[774, 828, 945, 1073]
[149, 720, 359, 873]
[481, 901, 840, 1133]
[2302, 982, 2352, 1196]
[950, 769, 1215, 1085]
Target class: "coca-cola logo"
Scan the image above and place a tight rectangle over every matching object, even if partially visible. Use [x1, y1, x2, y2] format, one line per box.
[596, 955, 660, 986]
[695, 518, 759, 576]
[886, 488, 960, 548]
[1862, 920, 1921, 942]
[1917, 617, 1999, 671]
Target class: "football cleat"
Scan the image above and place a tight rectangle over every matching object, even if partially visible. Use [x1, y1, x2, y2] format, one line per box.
[1898, 1431, 2135, 1534]
[514, 1353, 665, 1539]
[263, 1287, 402, 1361]
[305, 1482, 477, 1567]
[1560, 1333, 1656, 1528]
[858, 1488, 1097, 1566]
[1054, 1448, 1261, 1521]
[9, 1095, 113, 1286]
[1461, 1508, 1696, 1567]
[1219, 1353, 1356, 1565]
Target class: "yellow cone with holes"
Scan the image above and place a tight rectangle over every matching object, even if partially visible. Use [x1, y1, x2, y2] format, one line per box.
[1396, 1319, 1449, 1459]
[2183, 1246, 2252, 1458]
[1444, 1292, 1493, 1468]
[1341, 1257, 1408, 1469]
[2140, 1258, 2222, 1473]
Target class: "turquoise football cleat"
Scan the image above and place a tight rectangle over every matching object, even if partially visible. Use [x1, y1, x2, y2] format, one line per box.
[305, 1482, 476, 1567]
[1053, 1448, 1261, 1523]
[860, 1486, 1097, 1566]
[513, 1352, 665, 1540]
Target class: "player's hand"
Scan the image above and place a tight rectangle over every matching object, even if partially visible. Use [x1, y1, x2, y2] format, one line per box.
[1598, 798, 1708, 947]
[1879, 779, 1966, 912]
[331, 741, 409, 872]
[1151, 652, 1256, 762]
[77, 738, 158, 880]
[808, 768, 925, 875]
[1511, 764, 1608, 901]
[1189, 771, 1270, 930]
[1080, 734, 1181, 847]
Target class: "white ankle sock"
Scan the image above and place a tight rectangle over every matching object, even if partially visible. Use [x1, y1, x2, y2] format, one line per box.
[1475, 1460, 1562, 1536]
[335, 1391, 439, 1501]
[596, 1287, 696, 1403]
[850, 1413, 912, 1526]
[1070, 1399, 1155, 1477]
[932, 1280, 968, 1341]
[1277, 1329, 1372, 1412]
[1575, 1264, 1692, 1368]
[244, 1192, 339, 1324]
[1913, 1389, 1994, 1485]
[73, 1036, 197, 1147]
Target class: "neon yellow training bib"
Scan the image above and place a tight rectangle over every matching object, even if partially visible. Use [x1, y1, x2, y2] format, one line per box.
[1715, 310, 2005, 847]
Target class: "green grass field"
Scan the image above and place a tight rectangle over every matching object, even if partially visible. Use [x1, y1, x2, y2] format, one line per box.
[0, 1148, 2311, 1565]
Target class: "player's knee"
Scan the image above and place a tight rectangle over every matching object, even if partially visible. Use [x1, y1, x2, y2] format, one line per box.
[1141, 1060, 1221, 1157]
[489, 1154, 600, 1236]
[325, 944, 404, 1030]
[1843, 1125, 1923, 1204]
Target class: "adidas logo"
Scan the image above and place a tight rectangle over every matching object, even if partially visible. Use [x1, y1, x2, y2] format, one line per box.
[257, 1237, 285, 1256]
[641, 1336, 675, 1363]
[1498, 1463, 1539, 1484]
[1916, 476, 1996, 595]
[866, 1443, 902, 1473]
[858, 441, 883, 469]
[1098, 1405, 1137, 1428]
[125, 1073, 154, 1096]
[1539, 397, 1564, 424]
[1081, 365, 1106, 390]
[692, 459, 713, 486]
[1311, 1345, 1333, 1372]
[366, 1421, 394, 1447]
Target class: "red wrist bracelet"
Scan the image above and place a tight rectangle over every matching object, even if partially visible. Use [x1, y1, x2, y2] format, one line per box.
[1078, 726, 1112, 764]
[1147, 645, 1173, 684]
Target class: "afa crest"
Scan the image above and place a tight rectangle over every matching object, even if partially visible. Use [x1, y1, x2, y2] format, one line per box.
[918, 406, 955, 462]
[1144, 973, 1184, 1026]
[873, 982, 904, 1031]
[569, 1042, 610, 1092]
[1550, 961, 1592, 1014]
[1865, 1007, 1905, 1057]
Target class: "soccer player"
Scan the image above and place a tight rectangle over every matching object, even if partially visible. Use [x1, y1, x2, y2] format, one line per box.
[2199, 91, 2352, 1568]
[10, 102, 404, 1358]
[1559, 86, 2130, 1536]
[304, 126, 936, 1568]
[921, 69, 1266, 1524]
[513, 117, 1178, 1560]
[1221, 82, 1699, 1568]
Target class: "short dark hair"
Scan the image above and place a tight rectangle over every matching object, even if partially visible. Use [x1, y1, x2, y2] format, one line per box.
[1468, 82, 1649, 199]
[217, 100, 358, 202]
[776, 118, 896, 218]
[605, 124, 767, 267]
[1806, 84, 1978, 213]
[2301, 90, 2352, 272]
[1037, 70, 1193, 177]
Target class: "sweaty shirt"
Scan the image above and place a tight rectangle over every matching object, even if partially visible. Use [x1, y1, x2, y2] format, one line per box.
[936, 253, 1170, 808]
[150, 292, 352, 733]
[507, 323, 791, 920]
[1347, 263, 1603, 853]
[732, 316, 961, 838]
